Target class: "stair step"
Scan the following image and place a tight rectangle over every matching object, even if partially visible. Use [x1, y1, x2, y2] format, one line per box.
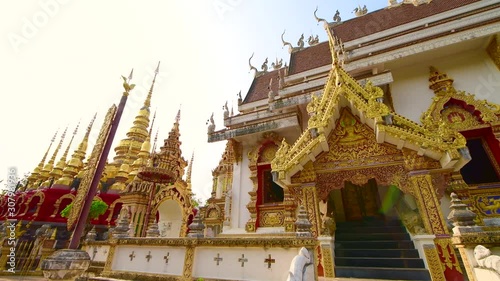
[335, 232, 410, 241]
[335, 248, 420, 258]
[336, 226, 407, 234]
[335, 240, 415, 250]
[335, 257, 425, 268]
[335, 266, 431, 281]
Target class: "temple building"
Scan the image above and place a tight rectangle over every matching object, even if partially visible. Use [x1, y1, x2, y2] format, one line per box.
[1, 0, 500, 280]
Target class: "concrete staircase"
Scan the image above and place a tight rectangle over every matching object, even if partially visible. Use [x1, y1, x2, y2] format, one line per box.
[334, 218, 431, 280]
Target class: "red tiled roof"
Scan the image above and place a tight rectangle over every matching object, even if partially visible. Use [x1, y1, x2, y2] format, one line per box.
[288, 42, 332, 75]
[243, 69, 281, 104]
[243, 0, 481, 104]
[331, 0, 481, 42]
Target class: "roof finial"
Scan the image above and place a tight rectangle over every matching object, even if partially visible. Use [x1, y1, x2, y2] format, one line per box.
[176, 105, 182, 122]
[281, 30, 294, 54]
[128, 68, 134, 82]
[237, 90, 242, 106]
[144, 61, 160, 108]
[249, 53, 258, 77]
[122, 69, 135, 95]
[314, 7, 328, 28]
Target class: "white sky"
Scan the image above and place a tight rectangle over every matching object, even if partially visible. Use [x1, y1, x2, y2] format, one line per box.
[0, 0, 387, 202]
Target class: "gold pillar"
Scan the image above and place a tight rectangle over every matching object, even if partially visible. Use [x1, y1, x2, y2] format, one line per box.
[318, 236, 335, 278]
[423, 244, 446, 281]
[283, 187, 297, 232]
[302, 184, 320, 237]
[182, 246, 194, 281]
[410, 173, 447, 235]
[410, 172, 464, 281]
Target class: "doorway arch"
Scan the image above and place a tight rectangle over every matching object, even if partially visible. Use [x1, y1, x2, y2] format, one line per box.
[156, 199, 183, 238]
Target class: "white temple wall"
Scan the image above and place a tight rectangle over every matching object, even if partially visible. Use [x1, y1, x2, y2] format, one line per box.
[238, 146, 252, 229]
[228, 145, 252, 231]
[390, 50, 500, 123]
[192, 246, 295, 281]
[111, 245, 186, 276]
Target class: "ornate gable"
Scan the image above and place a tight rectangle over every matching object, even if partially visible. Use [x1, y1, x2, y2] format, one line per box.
[271, 24, 471, 186]
[315, 108, 403, 171]
[421, 66, 500, 132]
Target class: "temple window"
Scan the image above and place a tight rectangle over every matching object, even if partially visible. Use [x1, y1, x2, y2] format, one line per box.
[461, 137, 500, 184]
[260, 166, 284, 204]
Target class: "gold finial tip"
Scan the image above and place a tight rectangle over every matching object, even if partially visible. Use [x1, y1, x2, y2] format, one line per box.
[128, 69, 134, 81]
[73, 122, 80, 135]
[155, 61, 160, 74]
[175, 106, 181, 123]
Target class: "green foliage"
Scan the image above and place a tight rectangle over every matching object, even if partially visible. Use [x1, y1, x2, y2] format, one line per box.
[60, 200, 109, 219]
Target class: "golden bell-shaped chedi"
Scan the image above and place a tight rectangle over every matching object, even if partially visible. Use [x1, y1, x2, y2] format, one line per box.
[137, 109, 187, 184]
[108, 144, 134, 194]
[38, 127, 68, 188]
[53, 114, 96, 188]
[128, 112, 157, 181]
[112, 62, 160, 167]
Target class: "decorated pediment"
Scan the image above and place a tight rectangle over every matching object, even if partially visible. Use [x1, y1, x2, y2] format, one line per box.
[421, 66, 500, 132]
[271, 27, 470, 186]
[315, 108, 403, 171]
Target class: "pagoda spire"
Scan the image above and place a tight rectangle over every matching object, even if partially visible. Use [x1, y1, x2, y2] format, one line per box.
[25, 130, 58, 190]
[113, 62, 160, 164]
[54, 114, 96, 187]
[38, 127, 68, 187]
[127, 110, 157, 181]
[49, 123, 80, 184]
[144, 62, 160, 108]
[152, 127, 159, 153]
[186, 152, 194, 184]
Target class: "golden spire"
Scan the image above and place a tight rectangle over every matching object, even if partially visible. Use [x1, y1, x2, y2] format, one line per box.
[25, 130, 58, 190]
[152, 127, 159, 153]
[186, 152, 194, 184]
[110, 144, 133, 192]
[113, 62, 160, 164]
[49, 123, 80, 184]
[128, 110, 157, 180]
[138, 109, 187, 184]
[144, 62, 160, 108]
[429, 66, 454, 94]
[54, 114, 96, 187]
[38, 127, 68, 187]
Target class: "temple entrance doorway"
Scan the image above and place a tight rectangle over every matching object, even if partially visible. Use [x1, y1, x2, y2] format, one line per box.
[323, 178, 402, 224]
[342, 179, 382, 221]
[157, 199, 182, 238]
